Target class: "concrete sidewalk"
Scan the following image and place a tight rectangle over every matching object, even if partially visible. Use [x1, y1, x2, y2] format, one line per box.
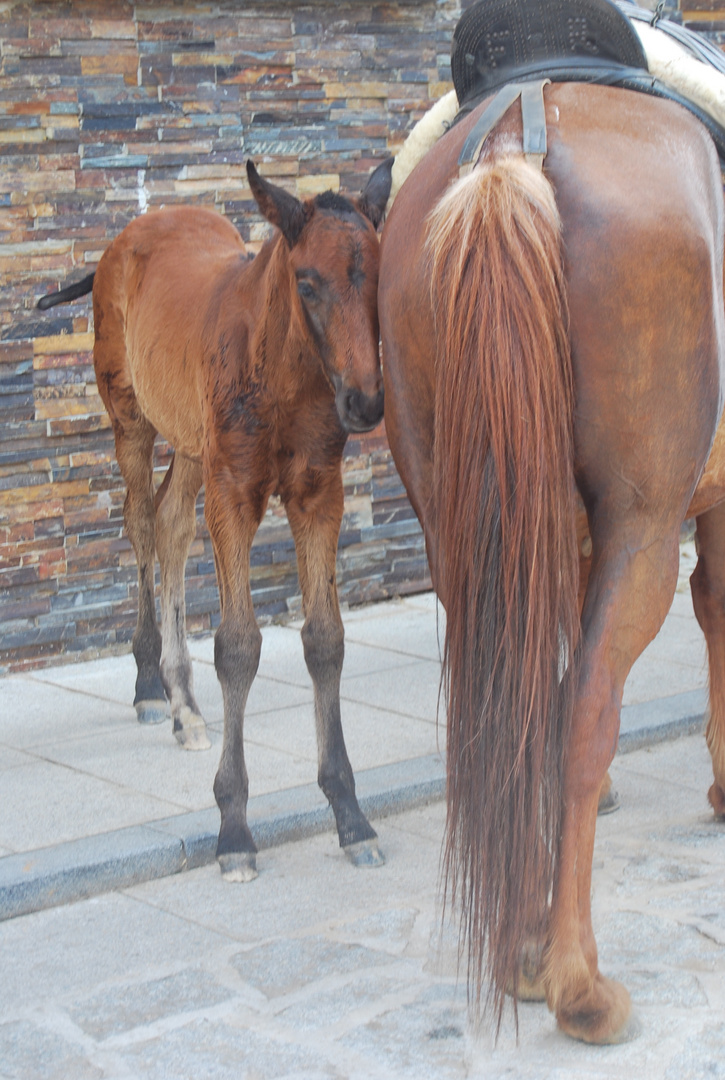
[0, 546, 711, 922]
[1, 549, 724, 1078]
[0, 730, 723, 1078]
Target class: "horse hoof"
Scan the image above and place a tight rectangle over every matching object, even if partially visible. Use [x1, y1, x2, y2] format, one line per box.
[344, 838, 385, 868]
[135, 699, 168, 725]
[597, 786, 620, 815]
[218, 851, 258, 883]
[174, 725, 211, 751]
[556, 975, 636, 1045]
[173, 708, 211, 751]
[508, 941, 546, 1001]
[707, 781, 725, 819]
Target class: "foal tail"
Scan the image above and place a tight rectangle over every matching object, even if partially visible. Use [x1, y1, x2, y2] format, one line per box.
[427, 156, 579, 1025]
[37, 273, 95, 310]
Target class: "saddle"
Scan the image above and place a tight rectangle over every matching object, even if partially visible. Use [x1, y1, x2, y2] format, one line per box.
[451, 0, 725, 163]
[452, 0, 647, 101]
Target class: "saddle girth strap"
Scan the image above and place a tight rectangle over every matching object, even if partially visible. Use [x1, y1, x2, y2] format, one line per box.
[458, 79, 550, 177]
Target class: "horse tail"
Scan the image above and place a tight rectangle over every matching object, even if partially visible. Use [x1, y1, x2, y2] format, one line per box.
[37, 272, 95, 310]
[427, 155, 579, 1026]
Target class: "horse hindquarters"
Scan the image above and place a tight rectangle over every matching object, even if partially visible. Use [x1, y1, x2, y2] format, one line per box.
[544, 116, 725, 1040]
[93, 249, 211, 748]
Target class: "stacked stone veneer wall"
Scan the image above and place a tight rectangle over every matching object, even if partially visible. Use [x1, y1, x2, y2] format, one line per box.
[680, 2, 725, 46]
[0, 0, 468, 671]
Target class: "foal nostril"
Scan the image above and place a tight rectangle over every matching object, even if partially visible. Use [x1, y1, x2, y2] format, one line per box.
[341, 386, 384, 431]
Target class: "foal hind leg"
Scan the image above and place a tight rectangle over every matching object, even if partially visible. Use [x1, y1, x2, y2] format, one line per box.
[116, 420, 167, 724]
[545, 523, 681, 1043]
[155, 453, 210, 751]
[690, 501, 725, 819]
[284, 471, 382, 867]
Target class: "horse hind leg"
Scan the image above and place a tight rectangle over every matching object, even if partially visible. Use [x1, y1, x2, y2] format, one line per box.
[546, 523, 681, 1043]
[155, 453, 209, 751]
[115, 417, 167, 724]
[690, 501, 725, 818]
[578, 540, 621, 817]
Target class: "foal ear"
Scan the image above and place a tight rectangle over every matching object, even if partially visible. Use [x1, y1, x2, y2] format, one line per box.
[356, 156, 394, 231]
[246, 160, 310, 249]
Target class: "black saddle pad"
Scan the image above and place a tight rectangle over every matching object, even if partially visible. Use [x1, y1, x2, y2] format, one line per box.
[452, 0, 648, 104]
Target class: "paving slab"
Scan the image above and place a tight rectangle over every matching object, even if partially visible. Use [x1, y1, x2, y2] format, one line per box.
[0, 575, 713, 929]
[0, 734, 722, 1079]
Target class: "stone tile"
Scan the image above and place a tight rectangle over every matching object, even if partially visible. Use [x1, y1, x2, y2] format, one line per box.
[610, 732, 712, 795]
[276, 968, 420, 1033]
[244, 698, 442, 773]
[595, 910, 724, 972]
[664, 1022, 725, 1080]
[119, 1020, 341, 1080]
[0, 890, 233, 1012]
[0, 758, 180, 851]
[623, 967, 708, 1009]
[330, 907, 418, 956]
[343, 602, 445, 663]
[402, 591, 443, 615]
[67, 967, 237, 1040]
[36, 722, 218, 812]
[0, 744, 37, 770]
[230, 936, 394, 998]
[27, 652, 138, 707]
[0, 1019, 103, 1080]
[0, 676, 130, 748]
[341, 659, 442, 723]
[623, 654, 706, 707]
[339, 981, 468, 1080]
[124, 804, 448, 946]
[615, 850, 706, 898]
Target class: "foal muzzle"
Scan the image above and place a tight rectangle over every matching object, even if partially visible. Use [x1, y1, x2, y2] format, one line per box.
[336, 384, 385, 433]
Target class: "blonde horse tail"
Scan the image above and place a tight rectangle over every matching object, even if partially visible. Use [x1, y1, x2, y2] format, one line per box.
[427, 155, 579, 1026]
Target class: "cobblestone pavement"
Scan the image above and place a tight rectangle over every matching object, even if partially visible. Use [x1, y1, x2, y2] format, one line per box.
[1, 732, 723, 1080]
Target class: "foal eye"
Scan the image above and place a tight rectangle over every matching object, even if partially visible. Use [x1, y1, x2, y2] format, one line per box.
[297, 280, 317, 302]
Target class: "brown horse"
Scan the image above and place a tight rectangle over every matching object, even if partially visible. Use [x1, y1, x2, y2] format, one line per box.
[38, 157, 393, 881]
[379, 84, 725, 1042]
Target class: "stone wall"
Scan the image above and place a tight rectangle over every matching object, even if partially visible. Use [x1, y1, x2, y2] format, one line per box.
[0, 0, 467, 670]
[680, 2, 725, 46]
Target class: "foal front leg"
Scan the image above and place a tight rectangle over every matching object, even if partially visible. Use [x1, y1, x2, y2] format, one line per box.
[205, 471, 264, 882]
[285, 472, 383, 867]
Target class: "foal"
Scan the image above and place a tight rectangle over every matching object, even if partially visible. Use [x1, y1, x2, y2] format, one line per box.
[38, 157, 393, 880]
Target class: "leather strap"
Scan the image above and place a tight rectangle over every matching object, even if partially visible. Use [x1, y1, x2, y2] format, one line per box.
[521, 79, 549, 168]
[458, 79, 550, 176]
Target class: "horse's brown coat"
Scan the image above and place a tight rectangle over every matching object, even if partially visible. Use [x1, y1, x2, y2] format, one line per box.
[40, 159, 393, 880]
[379, 83, 725, 1042]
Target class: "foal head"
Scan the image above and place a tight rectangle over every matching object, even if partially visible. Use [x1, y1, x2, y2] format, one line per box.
[247, 158, 392, 433]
